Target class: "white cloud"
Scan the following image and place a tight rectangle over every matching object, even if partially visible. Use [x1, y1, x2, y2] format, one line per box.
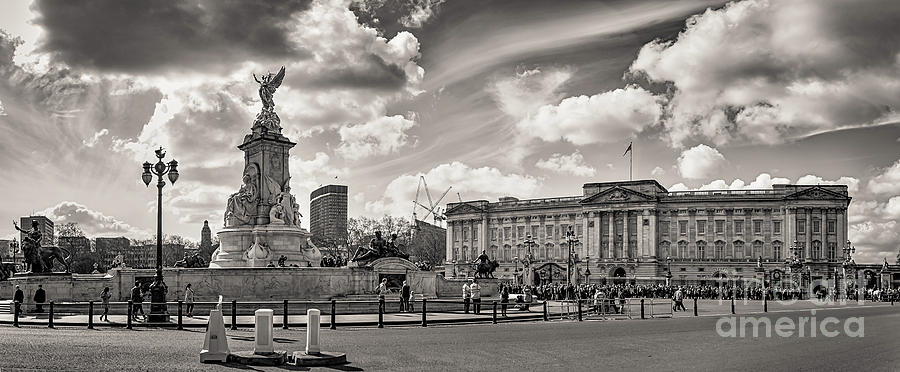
[883, 196, 900, 219]
[630, 0, 900, 147]
[868, 159, 900, 195]
[82, 128, 109, 147]
[336, 114, 417, 160]
[668, 183, 689, 192]
[0, 99, 6, 116]
[400, 0, 446, 28]
[489, 67, 573, 119]
[367, 162, 541, 216]
[796, 174, 860, 193]
[516, 85, 662, 146]
[39, 201, 151, 239]
[651, 166, 665, 177]
[676, 144, 726, 179]
[535, 151, 596, 177]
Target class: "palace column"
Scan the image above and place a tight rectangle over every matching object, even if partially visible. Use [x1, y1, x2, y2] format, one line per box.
[481, 215, 489, 258]
[785, 207, 795, 256]
[805, 210, 812, 259]
[608, 211, 615, 259]
[446, 221, 454, 266]
[648, 209, 657, 258]
[623, 211, 630, 259]
[837, 208, 846, 258]
[581, 212, 589, 259]
[593, 212, 602, 259]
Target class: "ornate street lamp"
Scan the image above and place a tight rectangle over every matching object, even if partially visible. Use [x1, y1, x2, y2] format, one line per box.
[141, 147, 179, 322]
[584, 256, 591, 284]
[665, 255, 673, 286]
[513, 256, 520, 287]
[565, 226, 579, 286]
[524, 234, 536, 286]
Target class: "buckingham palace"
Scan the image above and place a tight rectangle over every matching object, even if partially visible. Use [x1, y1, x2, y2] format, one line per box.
[444, 180, 865, 287]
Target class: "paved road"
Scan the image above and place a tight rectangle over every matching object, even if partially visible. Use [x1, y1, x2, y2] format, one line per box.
[0, 304, 896, 371]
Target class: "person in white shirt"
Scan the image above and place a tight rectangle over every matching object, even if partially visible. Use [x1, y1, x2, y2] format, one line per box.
[462, 279, 472, 314]
[184, 283, 195, 317]
[470, 279, 482, 314]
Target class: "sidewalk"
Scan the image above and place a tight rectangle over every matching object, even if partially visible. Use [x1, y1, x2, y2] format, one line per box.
[0, 308, 545, 328]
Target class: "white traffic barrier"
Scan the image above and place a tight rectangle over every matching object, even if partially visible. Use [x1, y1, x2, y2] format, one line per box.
[200, 309, 230, 363]
[306, 309, 321, 355]
[254, 309, 275, 354]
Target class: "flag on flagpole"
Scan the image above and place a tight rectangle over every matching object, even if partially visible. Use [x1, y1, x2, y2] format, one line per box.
[623, 142, 632, 157]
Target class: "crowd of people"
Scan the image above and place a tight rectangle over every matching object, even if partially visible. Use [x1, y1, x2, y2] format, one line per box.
[501, 282, 900, 303]
[320, 254, 346, 267]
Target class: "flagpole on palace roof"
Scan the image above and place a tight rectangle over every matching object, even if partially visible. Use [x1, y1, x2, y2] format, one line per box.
[623, 141, 633, 181]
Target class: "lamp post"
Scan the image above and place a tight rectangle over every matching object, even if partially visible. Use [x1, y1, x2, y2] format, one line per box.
[10, 239, 18, 274]
[141, 147, 179, 322]
[584, 256, 591, 284]
[840, 240, 855, 300]
[524, 234, 536, 286]
[513, 256, 520, 287]
[565, 226, 579, 286]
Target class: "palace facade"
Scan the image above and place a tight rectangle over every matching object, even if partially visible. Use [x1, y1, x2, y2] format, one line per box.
[444, 180, 870, 287]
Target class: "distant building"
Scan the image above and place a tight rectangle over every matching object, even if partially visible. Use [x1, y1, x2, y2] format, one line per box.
[133, 243, 186, 268]
[58, 236, 92, 256]
[95, 237, 131, 267]
[409, 220, 447, 264]
[198, 220, 218, 263]
[310, 185, 348, 249]
[19, 216, 54, 247]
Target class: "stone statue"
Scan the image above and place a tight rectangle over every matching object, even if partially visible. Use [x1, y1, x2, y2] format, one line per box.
[269, 194, 287, 225]
[14, 221, 44, 273]
[225, 164, 260, 226]
[351, 231, 388, 265]
[282, 183, 301, 227]
[252, 66, 285, 133]
[174, 252, 206, 268]
[387, 233, 410, 260]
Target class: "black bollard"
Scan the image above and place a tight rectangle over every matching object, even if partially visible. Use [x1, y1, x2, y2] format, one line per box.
[731, 297, 735, 315]
[48, 301, 55, 329]
[693, 298, 698, 317]
[640, 299, 645, 320]
[330, 299, 337, 330]
[283, 300, 289, 330]
[378, 298, 384, 328]
[492, 301, 498, 324]
[230, 300, 237, 330]
[13, 302, 20, 328]
[127, 300, 133, 329]
[764, 295, 768, 313]
[421, 299, 427, 327]
[577, 300, 583, 322]
[177, 300, 183, 330]
[543, 301, 549, 321]
[88, 301, 94, 329]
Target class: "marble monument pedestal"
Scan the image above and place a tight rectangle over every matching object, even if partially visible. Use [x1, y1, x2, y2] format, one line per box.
[210, 224, 320, 268]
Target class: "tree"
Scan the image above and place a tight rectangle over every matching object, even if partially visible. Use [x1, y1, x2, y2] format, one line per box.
[407, 220, 446, 265]
[346, 215, 414, 257]
[57, 222, 85, 238]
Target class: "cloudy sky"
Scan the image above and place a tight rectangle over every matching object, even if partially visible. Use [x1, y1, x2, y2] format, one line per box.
[0, 0, 898, 263]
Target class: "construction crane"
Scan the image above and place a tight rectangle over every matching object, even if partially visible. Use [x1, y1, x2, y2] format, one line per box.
[412, 175, 451, 228]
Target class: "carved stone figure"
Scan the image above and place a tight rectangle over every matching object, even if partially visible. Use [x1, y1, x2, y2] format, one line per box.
[607, 189, 630, 201]
[14, 221, 45, 273]
[225, 164, 260, 226]
[174, 253, 207, 268]
[252, 66, 285, 133]
[269, 195, 287, 225]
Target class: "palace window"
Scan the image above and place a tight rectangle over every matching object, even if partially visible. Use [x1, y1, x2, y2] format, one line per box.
[503, 227, 511, 241]
[463, 227, 469, 241]
[733, 241, 745, 258]
[661, 221, 670, 236]
[546, 225, 554, 239]
[576, 224, 583, 237]
[715, 220, 724, 234]
[791, 242, 805, 257]
[491, 228, 498, 241]
[715, 241, 725, 259]
[517, 226, 525, 240]
[827, 220, 836, 234]
[753, 220, 762, 235]
[660, 241, 671, 258]
[827, 242, 837, 260]
[735, 220, 744, 235]
[502, 245, 510, 260]
[697, 220, 706, 235]
[797, 219, 806, 234]
[679, 221, 687, 235]
[773, 241, 782, 259]
[811, 240, 822, 259]
[531, 225, 539, 239]
[454, 228, 459, 242]
[697, 241, 707, 259]
[752, 240, 763, 258]
[473, 226, 478, 241]
[812, 219, 821, 234]
[773, 221, 781, 235]
[677, 241, 688, 258]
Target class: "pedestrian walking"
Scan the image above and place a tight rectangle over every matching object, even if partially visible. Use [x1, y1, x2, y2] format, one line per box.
[13, 285, 24, 315]
[462, 279, 472, 314]
[500, 284, 509, 317]
[33, 284, 46, 313]
[100, 287, 111, 321]
[400, 281, 411, 312]
[184, 284, 195, 317]
[471, 279, 482, 314]
[674, 287, 687, 312]
[131, 281, 144, 321]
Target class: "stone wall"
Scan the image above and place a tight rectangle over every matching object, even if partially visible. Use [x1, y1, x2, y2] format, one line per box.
[0, 267, 444, 303]
[435, 276, 500, 298]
